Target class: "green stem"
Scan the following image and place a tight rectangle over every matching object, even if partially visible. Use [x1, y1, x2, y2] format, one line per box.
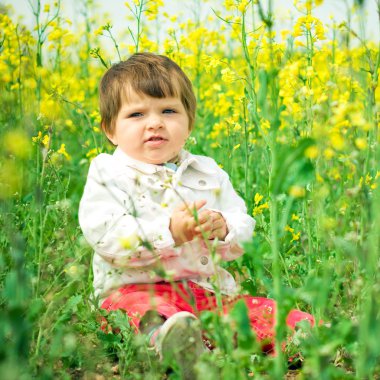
[243, 100, 250, 202]
[269, 168, 285, 377]
[15, 25, 23, 118]
[107, 29, 122, 61]
[356, 173, 380, 378]
[241, 9, 256, 100]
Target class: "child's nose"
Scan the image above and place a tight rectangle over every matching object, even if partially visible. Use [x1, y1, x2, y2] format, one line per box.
[147, 115, 163, 130]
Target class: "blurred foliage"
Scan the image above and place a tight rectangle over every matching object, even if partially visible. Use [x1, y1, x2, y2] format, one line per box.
[0, 0, 379, 378]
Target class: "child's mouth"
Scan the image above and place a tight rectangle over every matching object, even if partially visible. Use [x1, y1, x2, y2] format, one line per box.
[145, 135, 167, 146]
[149, 137, 163, 141]
[145, 135, 166, 142]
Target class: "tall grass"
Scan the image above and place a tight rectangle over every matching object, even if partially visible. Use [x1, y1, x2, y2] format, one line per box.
[0, 0, 379, 378]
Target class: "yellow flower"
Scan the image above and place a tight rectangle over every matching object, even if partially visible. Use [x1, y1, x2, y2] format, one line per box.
[65, 119, 76, 132]
[32, 131, 50, 148]
[285, 225, 294, 233]
[293, 15, 326, 41]
[285, 224, 300, 242]
[224, 0, 235, 10]
[146, 0, 164, 20]
[233, 122, 242, 131]
[330, 133, 345, 150]
[260, 119, 270, 132]
[339, 202, 348, 215]
[238, 0, 249, 13]
[281, 30, 291, 40]
[210, 142, 221, 149]
[90, 110, 101, 124]
[252, 203, 269, 216]
[94, 26, 104, 36]
[323, 148, 335, 159]
[295, 40, 306, 48]
[119, 234, 139, 250]
[321, 216, 336, 230]
[254, 193, 264, 204]
[3, 131, 32, 159]
[65, 265, 78, 277]
[86, 148, 99, 160]
[57, 144, 71, 160]
[40, 96, 60, 120]
[305, 145, 318, 159]
[291, 231, 300, 242]
[291, 214, 300, 221]
[10, 83, 20, 91]
[32, 132, 42, 143]
[306, 66, 314, 79]
[252, 191, 269, 215]
[289, 185, 306, 198]
[42, 134, 50, 147]
[221, 68, 236, 83]
[315, 23, 326, 40]
[327, 167, 341, 181]
[355, 137, 367, 150]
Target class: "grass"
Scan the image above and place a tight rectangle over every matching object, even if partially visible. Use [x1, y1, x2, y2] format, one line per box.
[0, 0, 379, 378]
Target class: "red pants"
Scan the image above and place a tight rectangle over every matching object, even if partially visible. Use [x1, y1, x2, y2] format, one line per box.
[101, 281, 314, 350]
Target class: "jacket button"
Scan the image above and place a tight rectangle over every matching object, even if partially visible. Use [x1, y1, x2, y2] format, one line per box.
[198, 179, 206, 186]
[200, 256, 208, 265]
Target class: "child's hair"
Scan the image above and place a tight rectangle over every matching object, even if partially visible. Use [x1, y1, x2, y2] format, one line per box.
[99, 52, 197, 135]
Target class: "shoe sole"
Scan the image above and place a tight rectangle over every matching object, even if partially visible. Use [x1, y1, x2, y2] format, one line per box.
[157, 312, 204, 379]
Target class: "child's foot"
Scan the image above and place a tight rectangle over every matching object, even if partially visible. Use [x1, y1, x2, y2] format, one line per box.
[154, 311, 205, 380]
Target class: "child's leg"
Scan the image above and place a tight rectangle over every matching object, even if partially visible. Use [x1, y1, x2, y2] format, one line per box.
[100, 282, 205, 378]
[101, 283, 195, 330]
[184, 282, 315, 353]
[227, 296, 315, 353]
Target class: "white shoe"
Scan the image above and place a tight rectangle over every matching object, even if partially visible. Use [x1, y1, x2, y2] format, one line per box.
[155, 311, 205, 379]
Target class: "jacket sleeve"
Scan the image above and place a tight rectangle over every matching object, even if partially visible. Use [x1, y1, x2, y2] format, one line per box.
[212, 164, 255, 261]
[78, 157, 177, 268]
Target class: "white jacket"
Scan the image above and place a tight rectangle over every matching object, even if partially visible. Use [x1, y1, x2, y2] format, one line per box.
[79, 147, 255, 301]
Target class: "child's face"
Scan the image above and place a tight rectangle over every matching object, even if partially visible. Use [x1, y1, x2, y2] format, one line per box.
[107, 89, 190, 164]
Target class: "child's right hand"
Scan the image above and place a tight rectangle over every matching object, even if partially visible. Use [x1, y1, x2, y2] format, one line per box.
[169, 200, 207, 246]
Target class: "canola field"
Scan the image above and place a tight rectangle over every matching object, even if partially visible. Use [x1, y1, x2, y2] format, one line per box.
[0, 0, 379, 378]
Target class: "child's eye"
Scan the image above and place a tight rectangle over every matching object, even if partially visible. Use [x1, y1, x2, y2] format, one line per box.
[129, 112, 143, 118]
[163, 109, 176, 114]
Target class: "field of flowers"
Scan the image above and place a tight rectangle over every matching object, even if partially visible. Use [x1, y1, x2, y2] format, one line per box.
[0, 0, 379, 378]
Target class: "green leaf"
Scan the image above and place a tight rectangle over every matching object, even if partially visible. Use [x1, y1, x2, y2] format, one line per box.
[230, 299, 255, 350]
[270, 138, 315, 195]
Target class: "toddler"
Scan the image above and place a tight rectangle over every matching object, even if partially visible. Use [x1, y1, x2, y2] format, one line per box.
[79, 52, 314, 378]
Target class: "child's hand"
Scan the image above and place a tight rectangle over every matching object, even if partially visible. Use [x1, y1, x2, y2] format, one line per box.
[170, 200, 207, 246]
[194, 209, 228, 241]
[169, 200, 228, 246]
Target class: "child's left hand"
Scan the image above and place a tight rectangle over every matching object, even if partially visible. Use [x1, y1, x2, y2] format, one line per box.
[194, 209, 228, 241]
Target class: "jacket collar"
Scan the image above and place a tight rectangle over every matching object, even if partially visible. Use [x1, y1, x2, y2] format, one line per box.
[113, 147, 215, 175]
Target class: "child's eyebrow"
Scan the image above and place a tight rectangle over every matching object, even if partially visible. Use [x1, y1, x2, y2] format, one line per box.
[160, 98, 183, 106]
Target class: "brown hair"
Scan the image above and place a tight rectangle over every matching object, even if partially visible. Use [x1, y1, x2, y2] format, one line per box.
[99, 52, 196, 135]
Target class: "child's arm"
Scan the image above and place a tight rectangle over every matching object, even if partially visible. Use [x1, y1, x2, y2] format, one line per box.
[218, 168, 255, 243]
[79, 157, 178, 268]
[169, 157, 254, 260]
[199, 161, 255, 261]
